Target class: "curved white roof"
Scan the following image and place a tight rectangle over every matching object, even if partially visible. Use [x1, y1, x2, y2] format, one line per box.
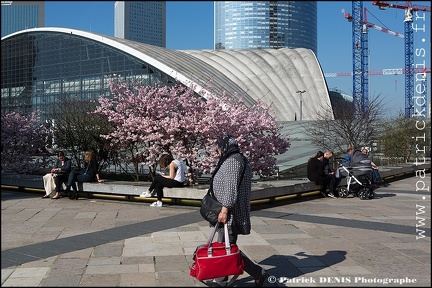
[2, 27, 333, 121]
[183, 48, 333, 121]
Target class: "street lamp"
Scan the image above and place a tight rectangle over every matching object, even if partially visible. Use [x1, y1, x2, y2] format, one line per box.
[296, 90, 306, 121]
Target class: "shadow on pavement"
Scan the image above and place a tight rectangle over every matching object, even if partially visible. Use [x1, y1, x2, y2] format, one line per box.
[234, 250, 347, 286]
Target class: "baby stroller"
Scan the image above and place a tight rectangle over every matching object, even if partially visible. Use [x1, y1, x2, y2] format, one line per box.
[336, 150, 375, 200]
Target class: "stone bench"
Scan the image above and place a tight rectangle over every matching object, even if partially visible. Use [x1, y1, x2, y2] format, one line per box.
[70, 164, 427, 201]
[2, 163, 429, 204]
[78, 181, 208, 200]
[77, 178, 320, 202]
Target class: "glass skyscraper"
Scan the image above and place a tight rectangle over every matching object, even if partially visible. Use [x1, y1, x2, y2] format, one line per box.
[114, 1, 166, 47]
[214, 1, 317, 54]
[1, 1, 44, 38]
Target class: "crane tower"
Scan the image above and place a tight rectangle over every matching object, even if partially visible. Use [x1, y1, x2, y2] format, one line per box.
[348, 1, 430, 117]
[346, 2, 407, 113]
[372, 1, 431, 118]
[350, 1, 367, 113]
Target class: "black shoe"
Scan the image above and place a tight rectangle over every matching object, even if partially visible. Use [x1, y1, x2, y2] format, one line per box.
[320, 191, 327, 197]
[68, 191, 77, 200]
[255, 271, 268, 287]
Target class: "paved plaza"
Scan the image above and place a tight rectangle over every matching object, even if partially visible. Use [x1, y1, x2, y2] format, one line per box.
[1, 174, 430, 287]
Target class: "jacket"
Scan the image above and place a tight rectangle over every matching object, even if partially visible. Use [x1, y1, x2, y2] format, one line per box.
[307, 157, 325, 185]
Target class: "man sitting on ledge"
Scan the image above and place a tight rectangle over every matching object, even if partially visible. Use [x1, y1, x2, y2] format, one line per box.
[307, 151, 336, 198]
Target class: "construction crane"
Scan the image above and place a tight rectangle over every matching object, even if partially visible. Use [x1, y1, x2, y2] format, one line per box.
[372, 1, 431, 118]
[325, 67, 429, 102]
[324, 67, 430, 77]
[346, 1, 366, 113]
[345, 2, 409, 113]
[345, 11, 405, 39]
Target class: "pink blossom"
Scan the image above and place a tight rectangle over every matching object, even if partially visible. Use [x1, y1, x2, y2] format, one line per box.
[92, 79, 290, 181]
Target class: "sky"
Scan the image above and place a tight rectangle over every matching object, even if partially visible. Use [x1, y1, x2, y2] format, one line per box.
[44, 1, 431, 118]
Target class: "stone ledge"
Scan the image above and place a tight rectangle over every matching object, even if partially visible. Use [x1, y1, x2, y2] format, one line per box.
[80, 182, 209, 200]
[2, 163, 429, 202]
[78, 179, 318, 200]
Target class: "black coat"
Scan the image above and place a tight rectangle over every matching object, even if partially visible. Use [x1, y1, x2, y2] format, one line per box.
[55, 157, 72, 174]
[82, 160, 99, 181]
[307, 157, 325, 185]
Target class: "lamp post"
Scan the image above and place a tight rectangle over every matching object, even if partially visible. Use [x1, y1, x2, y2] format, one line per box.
[296, 90, 306, 121]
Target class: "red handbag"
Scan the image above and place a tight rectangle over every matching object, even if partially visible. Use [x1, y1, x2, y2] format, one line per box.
[190, 223, 244, 281]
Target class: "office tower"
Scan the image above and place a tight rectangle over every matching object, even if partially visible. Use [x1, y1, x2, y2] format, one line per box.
[114, 1, 166, 47]
[1, 1, 44, 38]
[215, 1, 317, 54]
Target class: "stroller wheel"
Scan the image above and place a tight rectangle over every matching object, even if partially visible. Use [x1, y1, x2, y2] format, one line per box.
[358, 188, 370, 200]
[338, 187, 348, 198]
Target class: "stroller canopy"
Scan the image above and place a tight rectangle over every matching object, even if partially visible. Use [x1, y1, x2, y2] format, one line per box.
[349, 150, 372, 175]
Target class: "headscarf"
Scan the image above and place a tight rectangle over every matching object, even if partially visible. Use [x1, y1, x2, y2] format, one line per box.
[216, 135, 240, 160]
[211, 135, 241, 179]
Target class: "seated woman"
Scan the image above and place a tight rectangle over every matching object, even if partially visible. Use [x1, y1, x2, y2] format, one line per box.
[361, 148, 387, 186]
[65, 149, 103, 199]
[140, 154, 185, 207]
[42, 151, 72, 199]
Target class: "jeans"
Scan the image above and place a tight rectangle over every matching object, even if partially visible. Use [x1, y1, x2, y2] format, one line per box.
[321, 174, 335, 195]
[66, 171, 95, 192]
[371, 169, 382, 183]
[333, 176, 342, 195]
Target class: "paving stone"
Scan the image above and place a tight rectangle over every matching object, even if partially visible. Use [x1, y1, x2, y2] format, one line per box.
[119, 272, 154, 286]
[93, 243, 124, 257]
[1, 268, 14, 284]
[87, 256, 122, 266]
[79, 273, 120, 286]
[48, 258, 88, 276]
[154, 255, 189, 272]
[39, 275, 82, 287]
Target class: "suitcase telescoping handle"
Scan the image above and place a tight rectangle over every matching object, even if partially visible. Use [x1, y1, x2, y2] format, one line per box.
[207, 223, 231, 257]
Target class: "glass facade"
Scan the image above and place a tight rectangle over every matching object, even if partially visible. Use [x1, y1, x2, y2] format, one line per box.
[114, 1, 166, 47]
[1, 31, 176, 122]
[1, 1, 44, 38]
[329, 90, 354, 119]
[214, 1, 317, 55]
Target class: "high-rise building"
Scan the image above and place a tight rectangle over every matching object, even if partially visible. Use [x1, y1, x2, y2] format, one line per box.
[1, 1, 44, 38]
[114, 1, 166, 47]
[214, 1, 317, 54]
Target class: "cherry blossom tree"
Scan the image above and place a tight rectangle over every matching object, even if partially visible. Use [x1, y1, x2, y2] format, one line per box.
[1, 111, 50, 173]
[196, 91, 290, 176]
[93, 79, 290, 181]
